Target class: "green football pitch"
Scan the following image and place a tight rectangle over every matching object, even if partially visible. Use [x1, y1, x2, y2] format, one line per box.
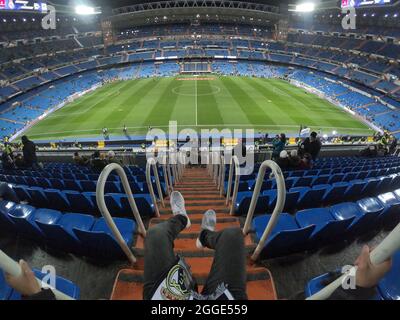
[24, 76, 373, 140]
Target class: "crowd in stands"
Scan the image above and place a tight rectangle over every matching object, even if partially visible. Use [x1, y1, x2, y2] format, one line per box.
[272, 131, 322, 171]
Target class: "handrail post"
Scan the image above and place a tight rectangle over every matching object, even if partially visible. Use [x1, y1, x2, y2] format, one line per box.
[242, 160, 286, 261]
[162, 154, 172, 196]
[0, 250, 74, 300]
[219, 154, 226, 196]
[225, 155, 240, 215]
[146, 158, 164, 216]
[96, 163, 147, 265]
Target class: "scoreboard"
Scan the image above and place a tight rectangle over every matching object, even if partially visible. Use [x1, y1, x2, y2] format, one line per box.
[0, 0, 47, 12]
[341, 0, 392, 8]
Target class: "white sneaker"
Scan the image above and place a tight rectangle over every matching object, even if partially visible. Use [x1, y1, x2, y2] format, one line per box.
[170, 191, 191, 229]
[196, 210, 217, 249]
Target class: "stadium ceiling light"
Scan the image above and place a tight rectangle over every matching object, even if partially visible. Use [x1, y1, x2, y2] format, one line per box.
[295, 2, 315, 13]
[75, 5, 101, 15]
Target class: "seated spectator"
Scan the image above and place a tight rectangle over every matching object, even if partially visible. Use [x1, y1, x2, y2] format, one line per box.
[107, 150, 122, 165]
[1, 143, 15, 170]
[300, 132, 322, 161]
[276, 150, 290, 170]
[72, 152, 88, 166]
[90, 151, 107, 172]
[14, 154, 26, 169]
[299, 153, 313, 170]
[288, 150, 301, 169]
[272, 133, 286, 160]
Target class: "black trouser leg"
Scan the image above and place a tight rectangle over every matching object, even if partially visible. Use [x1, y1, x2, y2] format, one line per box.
[200, 228, 248, 300]
[143, 215, 187, 300]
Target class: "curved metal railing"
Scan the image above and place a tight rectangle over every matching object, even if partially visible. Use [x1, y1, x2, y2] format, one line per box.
[0, 250, 75, 300]
[146, 158, 165, 217]
[242, 160, 286, 261]
[96, 163, 147, 264]
[225, 155, 240, 215]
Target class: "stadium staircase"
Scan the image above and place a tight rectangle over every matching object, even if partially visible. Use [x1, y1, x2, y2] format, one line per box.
[109, 166, 277, 300]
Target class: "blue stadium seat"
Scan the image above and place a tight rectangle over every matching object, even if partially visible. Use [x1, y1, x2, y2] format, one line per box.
[234, 191, 268, 216]
[43, 189, 70, 212]
[252, 213, 315, 258]
[305, 271, 383, 299]
[330, 201, 380, 235]
[49, 178, 65, 190]
[378, 251, 400, 300]
[64, 180, 82, 192]
[37, 213, 95, 253]
[0, 271, 12, 300]
[263, 189, 300, 212]
[0, 201, 16, 231]
[292, 186, 326, 209]
[376, 192, 400, 228]
[64, 191, 94, 214]
[12, 185, 31, 202]
[80, 180, 97, 192]
[293, 176, 314, 188]
[73, 217, 136, 259]
[312, 175, 330, 186]
[323, 182, 349, 204]
[362, 178, 380, 196]
[344, 181, 367, 199]
[7, 204, 39, 239]
[8, 269, 80, 300]
[27, 187, 49, 208]
[295, 208, 354, 245]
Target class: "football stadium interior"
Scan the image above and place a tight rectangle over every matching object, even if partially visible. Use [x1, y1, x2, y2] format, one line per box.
[1, 0, 400, 303]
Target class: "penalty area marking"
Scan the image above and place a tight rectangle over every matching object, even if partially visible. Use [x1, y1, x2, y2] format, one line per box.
[172, 84, 221, 97]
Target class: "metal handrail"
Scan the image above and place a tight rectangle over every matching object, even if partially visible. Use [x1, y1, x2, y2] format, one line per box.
[0, 250, 74, 300]
[96, 163, 146, 265]
[307, 222, 400, 300]
[225, 155, 240, 215]
[218, 154, 225, 195]
[242, 160, 286, 261]
[162, 154, 173, 196]
[146, 158, 164, 216]
[212, 152, 220, 185]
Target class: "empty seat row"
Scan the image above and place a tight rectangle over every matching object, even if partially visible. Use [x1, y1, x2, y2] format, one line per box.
[10, 185, 155, 217]
[252, 189, 400, 259]
[0, 174, 165, 195]
[234, 174, 400, 215]
[226, 168, 400, 195]
[0, 201, 136, 260]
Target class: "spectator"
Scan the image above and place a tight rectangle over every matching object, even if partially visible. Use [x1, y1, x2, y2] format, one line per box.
[276, 150, 289, 170]
[300, 132, 321, 161]
[21, 136, 38, 169]
[389, 135, 398, 154]
[90, 151, 107, 171]
[14, 154, 26, 169]
[288, 150, 301, 169]
[299, 153, 313, 170]
[107, 150, 122, 165]
[1, 143, 15, 170]
[272, 133, 286, 160]
[72, 152, 88, 166]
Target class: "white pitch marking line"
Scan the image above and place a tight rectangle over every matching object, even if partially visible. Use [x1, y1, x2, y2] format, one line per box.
[195, 78, 198, 126]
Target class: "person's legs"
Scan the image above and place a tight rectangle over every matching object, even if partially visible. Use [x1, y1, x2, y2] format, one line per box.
[143, 215, 187, 299]
[143, 191, 191, 299]
[200, 227, 248, 300]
